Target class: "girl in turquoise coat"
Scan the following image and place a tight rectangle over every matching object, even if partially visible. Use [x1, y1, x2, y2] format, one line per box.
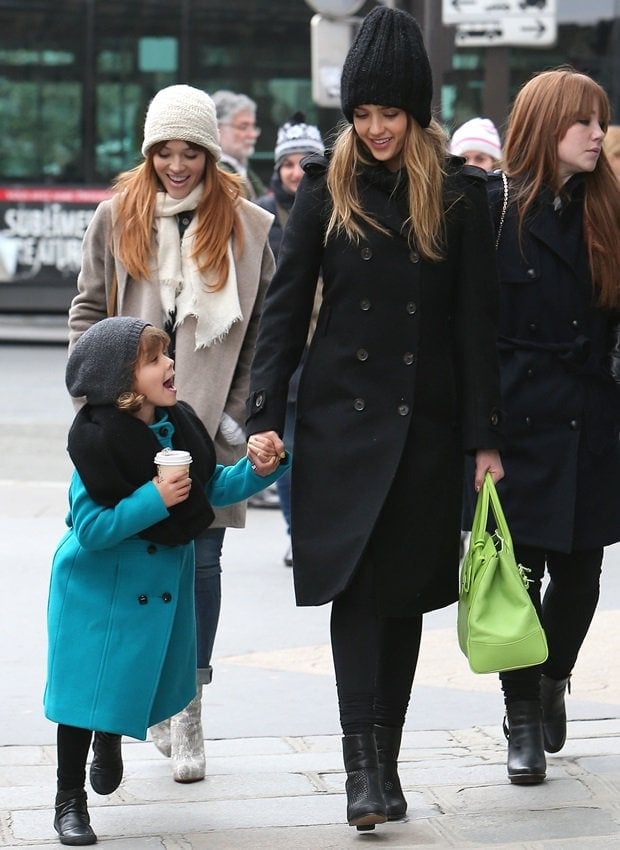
[45, 316, 287, 846]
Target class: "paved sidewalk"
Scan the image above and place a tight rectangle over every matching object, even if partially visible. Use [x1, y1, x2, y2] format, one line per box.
[1, 419, 620, 848]
[3, 718, 620, 848]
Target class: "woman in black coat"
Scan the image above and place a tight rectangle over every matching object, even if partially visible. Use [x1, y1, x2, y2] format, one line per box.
[246, 7, 504, 831]
[486, 68, 620, 785]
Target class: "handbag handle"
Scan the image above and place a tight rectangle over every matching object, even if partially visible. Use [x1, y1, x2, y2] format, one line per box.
[470, 473, 514, 553]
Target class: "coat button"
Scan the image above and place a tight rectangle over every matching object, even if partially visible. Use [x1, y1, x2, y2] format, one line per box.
[525, 416, 533, 427]
[161, 592, 172, 603]
[254, 391, 265, 409]
[138, 594, 148, 605]
[406, 301, 417, 315]
[360, 298, 371, 311]
[571, 319, 579, 329]
[527, 368, 534, 378]
[403, 352, 415, 365]
[159, 426, 169, 436]
[353, 398, 366, 411]
[397, 403, 410, 416]
[526, 268, 537, 279]
[147, 544, 157, 554]
[356, 348, 369, 361]
[528, 322, 538, 333]
[409, 249, 420, 263]
[360, 246, 372, 260]
[490, 411, 499, 426]
[569, 419, 579, 430]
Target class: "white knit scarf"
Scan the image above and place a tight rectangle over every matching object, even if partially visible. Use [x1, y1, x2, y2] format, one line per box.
[154, 187, 241, 349]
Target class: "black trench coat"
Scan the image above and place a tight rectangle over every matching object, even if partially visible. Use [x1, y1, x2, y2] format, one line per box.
[486, 172, 620, 553]
[247, 156, 503, 616]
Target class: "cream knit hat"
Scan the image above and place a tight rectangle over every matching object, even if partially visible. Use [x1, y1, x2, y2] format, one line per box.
[450, 117, 502, 162]
[141, 84, 221, 160]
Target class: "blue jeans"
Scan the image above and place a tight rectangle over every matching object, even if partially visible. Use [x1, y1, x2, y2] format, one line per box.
[194, 526, 225, 685]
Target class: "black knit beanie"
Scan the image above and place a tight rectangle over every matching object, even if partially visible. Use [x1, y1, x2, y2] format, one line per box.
[340, 6, 432, 128]
[66, 317, 151, 404]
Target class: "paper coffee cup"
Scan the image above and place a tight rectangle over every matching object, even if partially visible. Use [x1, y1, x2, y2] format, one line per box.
[154, 449, 193, 480]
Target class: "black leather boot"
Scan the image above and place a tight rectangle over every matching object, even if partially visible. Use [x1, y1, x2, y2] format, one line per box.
[540, 675, 570, 753]
[374, 724, 407, 820]
[342, 733, 387, 830]
[54, 788, 97, 845]
[503, 701, 546, 785]
[89, 732, 123, 795]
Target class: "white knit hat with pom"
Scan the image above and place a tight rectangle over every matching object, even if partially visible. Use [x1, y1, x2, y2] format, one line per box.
[450, 117, 502, 162]
[142, 84, 221, 161]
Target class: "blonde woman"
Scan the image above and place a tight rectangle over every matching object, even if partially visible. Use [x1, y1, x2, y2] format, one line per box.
[68, 85, 275, 784]
[246, 7, 503, 831]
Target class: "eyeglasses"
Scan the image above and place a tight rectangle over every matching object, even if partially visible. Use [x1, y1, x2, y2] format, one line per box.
[221, 122, 261, 136]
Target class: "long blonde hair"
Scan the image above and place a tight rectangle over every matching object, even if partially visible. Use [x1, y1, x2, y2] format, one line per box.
[326, 117, 447, 261]
[112, 146, 244, 291]
[503, 67, 620, 309]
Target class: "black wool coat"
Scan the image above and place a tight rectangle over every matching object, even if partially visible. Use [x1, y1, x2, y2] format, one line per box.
[247, 155, 503, 615]
[487, 172, 620, 553]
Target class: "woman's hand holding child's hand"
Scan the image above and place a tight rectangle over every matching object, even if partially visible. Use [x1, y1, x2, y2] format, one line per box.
[153, 471, 192, 507]
[247, 431, 286, 477]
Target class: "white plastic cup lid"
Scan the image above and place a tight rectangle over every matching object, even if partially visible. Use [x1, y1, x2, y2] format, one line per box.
[154, 449, 193, 466]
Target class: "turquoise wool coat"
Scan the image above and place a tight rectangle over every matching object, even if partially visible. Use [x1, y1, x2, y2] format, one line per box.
[45, 447, 289, 740]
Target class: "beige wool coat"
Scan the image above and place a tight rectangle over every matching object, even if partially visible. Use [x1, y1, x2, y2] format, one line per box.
[68, 196, 275, 527]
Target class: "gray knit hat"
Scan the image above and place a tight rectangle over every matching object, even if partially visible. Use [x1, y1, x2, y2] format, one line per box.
[274, 112, 324, 169]
[66, 317, 151, 405]
[340, 6, 432, 128]
[141, 84, 221, 160]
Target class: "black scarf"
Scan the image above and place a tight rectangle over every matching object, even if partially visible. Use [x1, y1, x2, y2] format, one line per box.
[67, 400, 216, 545]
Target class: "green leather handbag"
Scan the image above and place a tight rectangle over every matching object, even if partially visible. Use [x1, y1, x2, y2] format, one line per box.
[458, 474, 548, 674]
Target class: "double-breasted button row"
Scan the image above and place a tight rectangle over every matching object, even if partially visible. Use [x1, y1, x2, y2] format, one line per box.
[137, 593, 173, 605]
[352, 398, 411, 416]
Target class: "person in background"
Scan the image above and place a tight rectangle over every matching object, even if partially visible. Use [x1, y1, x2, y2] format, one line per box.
[246, 6, 503, 831]
[450, 116, 502, 172]
[212, 90, 266, 200]
[602, 124, 620, 183]
[67, 84, 275, 785]
[484, 68, 620, 786]
[255, 112, 325, 560]
[46, 317, 287, 845]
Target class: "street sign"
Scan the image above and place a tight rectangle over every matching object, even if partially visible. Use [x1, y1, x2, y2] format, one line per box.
[442, 0, 556, 24]
[454, 15, 556, 47]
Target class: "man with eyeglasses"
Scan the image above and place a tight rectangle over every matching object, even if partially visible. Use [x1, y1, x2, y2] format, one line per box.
[212, 90, 266, 201]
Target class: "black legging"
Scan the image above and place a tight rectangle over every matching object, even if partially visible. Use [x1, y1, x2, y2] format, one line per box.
[56, 724, 123, 792]
[57, 724, 93, 791]
[500, 544, 603, 704]
[330, 551, 423, 735]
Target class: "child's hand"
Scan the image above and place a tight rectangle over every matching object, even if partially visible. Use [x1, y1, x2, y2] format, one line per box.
[247, 431, 285, 477]
[153, 471, 192, 507]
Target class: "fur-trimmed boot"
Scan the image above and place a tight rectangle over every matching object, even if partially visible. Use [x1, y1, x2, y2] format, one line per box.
[503, 700, 546, 785]
[171, 686, 205, 783]
[342, 733, 387, 831]
[54, 788, 97, 845]
[149, 719, 171, 758]
[540, 674, 570, 753]
[374, 724, 407, 820]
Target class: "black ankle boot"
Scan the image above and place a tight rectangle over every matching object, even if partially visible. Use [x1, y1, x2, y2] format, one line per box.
[374, 724, 407, 820]
[342, 733, 387, 830]
[89, 732, 123, 795]
[54, 788, 97, 845]
[503, 701, 546, 785]
[540, 675, 570, 753]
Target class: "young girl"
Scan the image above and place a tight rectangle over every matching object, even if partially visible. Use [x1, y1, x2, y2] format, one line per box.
[46, 317, 287, 845]
[246, 6, 503, 830]
[68, 84, 275, 783]
[485, 68, 620, 785]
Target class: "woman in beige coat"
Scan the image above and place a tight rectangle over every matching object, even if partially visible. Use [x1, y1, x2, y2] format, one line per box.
[68, 84, 274, 784]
